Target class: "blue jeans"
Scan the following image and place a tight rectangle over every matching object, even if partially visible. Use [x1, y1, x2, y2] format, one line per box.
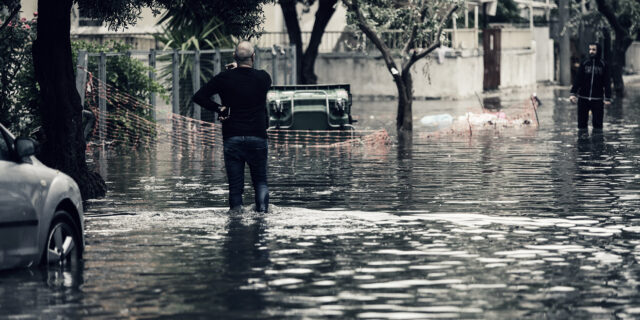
[223, 136, 269, 212]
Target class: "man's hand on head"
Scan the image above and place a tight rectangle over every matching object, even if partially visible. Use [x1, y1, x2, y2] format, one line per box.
[225, 62, 238, 70]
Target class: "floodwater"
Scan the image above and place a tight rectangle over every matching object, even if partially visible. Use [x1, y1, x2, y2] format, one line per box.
[2, 86, 640, 319]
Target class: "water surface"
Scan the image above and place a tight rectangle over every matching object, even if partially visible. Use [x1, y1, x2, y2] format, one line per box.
[2, 86, 640, 319]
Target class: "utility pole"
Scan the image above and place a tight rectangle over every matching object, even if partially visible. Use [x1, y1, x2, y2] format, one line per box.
[559, 0, 571, 85]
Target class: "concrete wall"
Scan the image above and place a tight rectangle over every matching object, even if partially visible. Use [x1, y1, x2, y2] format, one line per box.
[500, 48, 536, 89]
[314, 49, 484, 99]
[533, 27, 554, 82]
[501, 28, 533, 49]
[626, 42, 640, 74]
[262, 2, 348, 33]
[19, 0, 37, 17]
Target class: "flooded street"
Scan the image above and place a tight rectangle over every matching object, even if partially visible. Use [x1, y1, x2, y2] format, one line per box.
[2, 86, 640, 319]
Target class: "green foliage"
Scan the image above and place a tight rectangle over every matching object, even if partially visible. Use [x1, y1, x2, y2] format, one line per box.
[0, 12, 39, 136]
[77, 0, 269, 38]
[566, 0, 640, 40]
[156, 16, 232, 84]
[345, 0, 465, 52]
[75, 0, 175, 30]
[454, 0, 526, 28]
[157, 0, 270, 40]
[489, 0, 526, 24]
[72, 41, 167, 105]
[156, 18, 233, 52]
[72, 41, 166, 145]
[155, 4, 240, 118]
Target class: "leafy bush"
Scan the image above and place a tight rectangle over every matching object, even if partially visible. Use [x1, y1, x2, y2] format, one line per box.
[0, 16, 167, 144]
[0, 12, 39, 136]
[155, 15, 232, 119]
[72, 41, 168, 146]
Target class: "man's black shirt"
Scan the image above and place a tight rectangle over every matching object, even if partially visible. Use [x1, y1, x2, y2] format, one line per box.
[570, 58, 611, 101]
[193, 67, 272, 140]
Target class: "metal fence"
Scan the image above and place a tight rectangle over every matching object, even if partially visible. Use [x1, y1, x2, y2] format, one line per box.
[75, 45, 296, 132]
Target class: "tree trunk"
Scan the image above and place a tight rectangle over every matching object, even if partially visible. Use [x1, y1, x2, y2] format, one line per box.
[395, 70, 413, 145]
[594, 0, 632, 97]
[280, 0, 303, 83]
[611, 36, 632, 97]
[558, 0, 571, 85]
[300, 0, 337, 84]
[32, 0, 106, 200]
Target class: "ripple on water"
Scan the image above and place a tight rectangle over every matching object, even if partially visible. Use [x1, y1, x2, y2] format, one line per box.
[12, 90, 640, 319]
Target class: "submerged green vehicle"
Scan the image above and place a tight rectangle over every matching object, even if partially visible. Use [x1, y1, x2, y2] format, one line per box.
[266, 84, 356, 130]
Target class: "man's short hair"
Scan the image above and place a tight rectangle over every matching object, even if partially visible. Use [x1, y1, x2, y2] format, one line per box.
[588, 42, 599, 49]
[234, 41, 255, 64]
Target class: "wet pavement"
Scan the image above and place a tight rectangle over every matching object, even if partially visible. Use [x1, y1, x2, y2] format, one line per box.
[2, 85, 640, 319]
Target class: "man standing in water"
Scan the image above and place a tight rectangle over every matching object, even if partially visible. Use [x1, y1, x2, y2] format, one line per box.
[569, 43, 612, 131]
[193, 41, 272, 213]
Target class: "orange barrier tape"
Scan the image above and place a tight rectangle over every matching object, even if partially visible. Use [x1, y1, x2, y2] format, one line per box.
[83, 70, 392, 151]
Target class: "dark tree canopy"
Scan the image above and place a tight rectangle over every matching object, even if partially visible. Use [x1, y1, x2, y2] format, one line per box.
[594, 0, 640, 96]
[78, 0, 269, 38]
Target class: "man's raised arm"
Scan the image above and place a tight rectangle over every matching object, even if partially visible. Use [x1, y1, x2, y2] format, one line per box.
[193, 77, 223, 113]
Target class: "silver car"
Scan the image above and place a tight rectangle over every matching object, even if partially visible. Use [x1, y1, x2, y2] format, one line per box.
[0, 123, 84, 270]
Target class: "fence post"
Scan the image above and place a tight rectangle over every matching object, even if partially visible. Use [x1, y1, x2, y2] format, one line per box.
[172, 49, 180, 115]
[75, 50, 88, 106]
[291, 45, 297, 85]
[213, 48, 222, 108]
[99, 52, 107, 145]
[148, 49, 157, 121]
[214, 48, 221, 75]
[271, 46, 278, 85]
[193, 50, 201, 121]
[254, 46, 261, 69]
[283, 47, 289, 85]
[452, 14, 458, 49]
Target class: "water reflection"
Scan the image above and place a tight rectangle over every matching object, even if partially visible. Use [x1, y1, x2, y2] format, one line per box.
[0, 266, 84, 318]
[221, 215, 268, 317]
[2, 85, 640, 318]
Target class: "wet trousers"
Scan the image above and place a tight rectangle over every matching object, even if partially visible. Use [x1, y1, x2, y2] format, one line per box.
[577, 99, 604, 129]
[223, 136, 269, 213]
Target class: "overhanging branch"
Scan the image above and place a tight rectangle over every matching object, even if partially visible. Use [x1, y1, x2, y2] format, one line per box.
[402, 4, 459, 74]
[344, 0, 401, 80]
[594, 0, 628, 37]
[0, 4, 21, 40]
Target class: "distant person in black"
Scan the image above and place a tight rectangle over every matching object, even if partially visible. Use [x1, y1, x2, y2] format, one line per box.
[192, 41, 272, 213]
[569, 43, 612, 130]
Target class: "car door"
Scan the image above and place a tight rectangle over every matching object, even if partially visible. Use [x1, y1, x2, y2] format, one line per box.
[0, 129, 40, 269]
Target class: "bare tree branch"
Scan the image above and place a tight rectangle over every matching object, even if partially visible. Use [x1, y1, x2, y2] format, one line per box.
[402, 4, 458, 75]
[402, 24, 418, 55]
[344, 0, 401, 80]
[401, 2, 431, 55]
[0, 4, 21, 40]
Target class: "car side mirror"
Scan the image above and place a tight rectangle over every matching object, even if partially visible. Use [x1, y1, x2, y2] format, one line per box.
[15, 137, 39, 161]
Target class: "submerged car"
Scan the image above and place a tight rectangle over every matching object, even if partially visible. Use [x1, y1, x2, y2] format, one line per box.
[0, 123, 84, 271]
[266, 84, 356, 130]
